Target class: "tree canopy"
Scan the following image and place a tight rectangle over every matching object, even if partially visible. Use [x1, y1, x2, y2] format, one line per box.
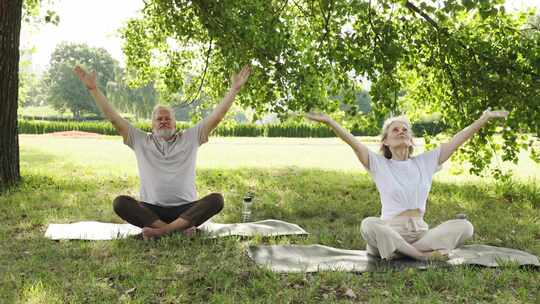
[122, 0, 540, 175]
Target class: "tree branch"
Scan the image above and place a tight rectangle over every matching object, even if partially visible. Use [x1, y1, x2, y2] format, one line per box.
[290, 0, 313, 18]
[404, 1, 440, 30]
[185, 39, 213, 107]
[317, 0, 333, 51]
[404, 0, 540, 79]
[367, 0, 384, 50]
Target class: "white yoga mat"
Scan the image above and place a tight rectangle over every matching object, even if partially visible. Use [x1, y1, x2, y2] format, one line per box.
[44, 219, 308, 240]
[247, 244, 540, 273]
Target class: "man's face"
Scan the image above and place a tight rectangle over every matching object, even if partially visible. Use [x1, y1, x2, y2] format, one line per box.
[152, 108, 176, 138]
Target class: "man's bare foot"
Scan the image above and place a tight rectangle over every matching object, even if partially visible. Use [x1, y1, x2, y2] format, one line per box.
[142, 227, 167, 240]
[142, 226, 198, 240]
[182, 226, 198, 238]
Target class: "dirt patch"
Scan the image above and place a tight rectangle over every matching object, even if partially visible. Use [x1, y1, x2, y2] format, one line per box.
[44, 131, 104, 137]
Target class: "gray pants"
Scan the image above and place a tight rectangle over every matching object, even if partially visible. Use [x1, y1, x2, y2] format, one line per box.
[360, 216, 474, 259]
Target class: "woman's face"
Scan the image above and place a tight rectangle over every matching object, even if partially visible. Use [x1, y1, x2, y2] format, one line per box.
[383, 121, 413, 149]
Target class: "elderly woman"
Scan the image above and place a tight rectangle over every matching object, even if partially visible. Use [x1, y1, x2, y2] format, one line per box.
[306, 110, 508, 261]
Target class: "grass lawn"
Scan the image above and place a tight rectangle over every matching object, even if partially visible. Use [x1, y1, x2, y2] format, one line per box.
[1, 135, 539, 303]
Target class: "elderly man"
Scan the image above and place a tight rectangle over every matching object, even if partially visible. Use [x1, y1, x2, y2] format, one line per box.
[74, 65, 251, 239]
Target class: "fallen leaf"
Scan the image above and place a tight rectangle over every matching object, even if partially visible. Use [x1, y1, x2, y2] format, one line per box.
[344, 288, 357, 299]
[125, 287, 136, 295]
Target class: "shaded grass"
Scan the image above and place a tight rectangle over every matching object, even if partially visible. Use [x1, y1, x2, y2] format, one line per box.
[1, 136, 539, 303]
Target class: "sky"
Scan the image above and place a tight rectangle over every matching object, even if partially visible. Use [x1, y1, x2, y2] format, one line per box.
[21, 0, 539, 72]
[21, 0, 144, 71]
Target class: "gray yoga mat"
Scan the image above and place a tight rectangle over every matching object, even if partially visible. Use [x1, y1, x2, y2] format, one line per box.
[44, 219, 308, 240]
[247, 244, 540, 273]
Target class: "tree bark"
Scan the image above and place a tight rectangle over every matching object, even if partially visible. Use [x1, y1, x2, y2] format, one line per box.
[0, 0, 23, 190]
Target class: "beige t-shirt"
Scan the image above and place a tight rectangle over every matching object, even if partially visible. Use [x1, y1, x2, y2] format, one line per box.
[125, 121, 208, 207]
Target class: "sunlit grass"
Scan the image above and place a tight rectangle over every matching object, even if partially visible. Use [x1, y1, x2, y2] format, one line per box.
[19, 135, 540, 181]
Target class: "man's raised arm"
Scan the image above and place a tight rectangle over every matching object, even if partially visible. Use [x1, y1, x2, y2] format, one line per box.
[201, 65, 251, 138]
[73, 65, 129, 141]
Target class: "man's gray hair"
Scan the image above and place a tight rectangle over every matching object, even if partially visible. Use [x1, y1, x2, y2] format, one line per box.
[151, 104, 174, 121]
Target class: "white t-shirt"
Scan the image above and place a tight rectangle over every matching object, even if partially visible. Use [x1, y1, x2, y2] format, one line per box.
[365, 147, 441, 220]
[124, 121, 208, 207]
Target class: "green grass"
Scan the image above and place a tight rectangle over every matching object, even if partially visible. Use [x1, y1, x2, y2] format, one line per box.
[1, 135, 539, 303]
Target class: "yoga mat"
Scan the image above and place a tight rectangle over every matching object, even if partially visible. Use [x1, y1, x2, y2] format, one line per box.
[199, 219, 308, 238]
[247, 244, 540, 273]
[44, 219, 308, 240]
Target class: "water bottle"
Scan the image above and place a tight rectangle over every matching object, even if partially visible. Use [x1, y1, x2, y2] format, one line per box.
[241, 194, 254, 223]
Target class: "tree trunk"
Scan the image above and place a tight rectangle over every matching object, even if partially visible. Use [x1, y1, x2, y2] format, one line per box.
[0, 0, 23, 190]
[74, 109, 81, 120]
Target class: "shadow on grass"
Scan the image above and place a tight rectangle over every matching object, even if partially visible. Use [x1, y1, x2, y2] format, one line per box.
[198, 168, 540, 256]
[1, 167, 538, 255]
[1, 167, 539, 303]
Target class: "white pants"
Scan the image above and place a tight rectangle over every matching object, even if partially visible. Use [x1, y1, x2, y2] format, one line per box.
[360, 216, 474, 259]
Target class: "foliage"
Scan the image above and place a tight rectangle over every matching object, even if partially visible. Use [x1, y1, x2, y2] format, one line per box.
[22, 0, 58, 25]
[18, 47, 41, 107]
[19, 0, 59, 108]
[122, 0, 540, 176]
[44, 43, 118, 119]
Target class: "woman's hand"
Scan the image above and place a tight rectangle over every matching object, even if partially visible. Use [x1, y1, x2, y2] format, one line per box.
[439, 108, 509, 165]
[305, 112, 332, 124]
[480, 108, 509, 122]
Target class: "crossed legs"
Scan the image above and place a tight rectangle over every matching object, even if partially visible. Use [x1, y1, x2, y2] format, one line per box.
[360, 217, 474, 261]
[113, 193, 224, 239]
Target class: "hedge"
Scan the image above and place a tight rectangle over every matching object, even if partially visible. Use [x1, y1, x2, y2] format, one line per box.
[18, 119, 445, 137]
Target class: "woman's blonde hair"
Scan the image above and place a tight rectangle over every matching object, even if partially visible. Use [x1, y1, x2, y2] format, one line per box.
[380, 115, 414, 159]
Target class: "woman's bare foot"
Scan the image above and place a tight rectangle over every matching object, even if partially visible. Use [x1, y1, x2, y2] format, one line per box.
[422, 249, 450, 262]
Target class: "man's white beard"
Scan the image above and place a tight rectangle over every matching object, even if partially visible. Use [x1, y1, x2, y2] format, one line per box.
[153, 128, 176, 138]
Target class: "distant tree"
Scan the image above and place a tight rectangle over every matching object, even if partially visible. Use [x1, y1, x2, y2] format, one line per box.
[107, 73, 159, 119]
[44, 43, 118, 119]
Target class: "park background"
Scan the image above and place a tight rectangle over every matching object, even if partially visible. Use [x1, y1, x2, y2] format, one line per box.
[2, 0, 540, 302]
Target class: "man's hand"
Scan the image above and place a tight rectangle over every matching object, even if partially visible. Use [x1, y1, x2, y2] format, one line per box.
[73, 65, 129, 140]
[199, 64, 251, 141]
[73, 65, 97, 90]
[305, 112, 332, 124]
[231, 65, 251, 91]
